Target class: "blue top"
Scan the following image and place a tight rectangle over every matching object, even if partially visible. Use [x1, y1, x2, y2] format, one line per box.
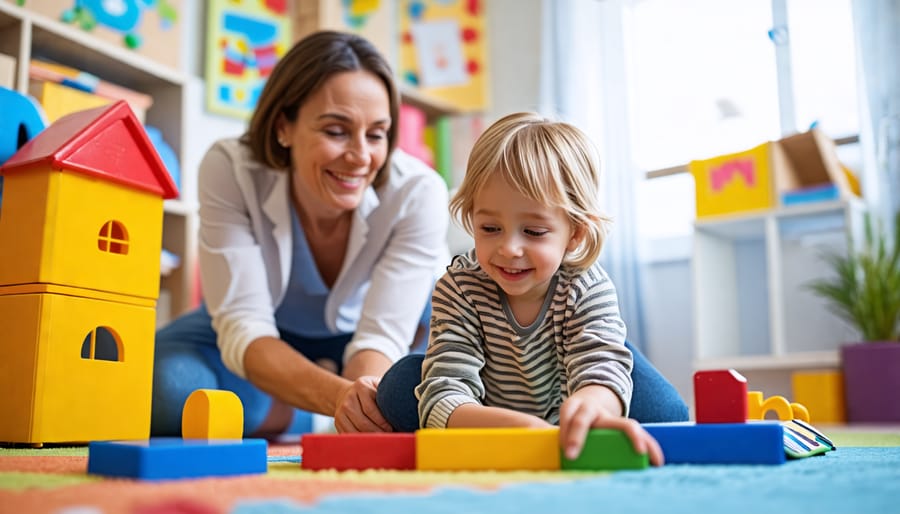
[274, 208, 336, 338]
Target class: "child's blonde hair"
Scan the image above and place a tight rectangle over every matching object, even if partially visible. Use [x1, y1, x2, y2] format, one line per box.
[450, 112, 611, 270]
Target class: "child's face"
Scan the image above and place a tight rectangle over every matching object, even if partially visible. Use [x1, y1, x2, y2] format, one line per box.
[471, 174, 583, 304]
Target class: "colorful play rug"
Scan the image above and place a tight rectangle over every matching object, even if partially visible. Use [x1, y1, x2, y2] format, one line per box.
[1, 429, 899, 514]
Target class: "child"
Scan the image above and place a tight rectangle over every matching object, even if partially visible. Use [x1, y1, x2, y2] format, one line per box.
[415, 112, 664, 465]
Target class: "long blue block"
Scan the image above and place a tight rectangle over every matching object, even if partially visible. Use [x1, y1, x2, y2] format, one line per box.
[88, 438, 268, 480]
[644, 422, 785, 465]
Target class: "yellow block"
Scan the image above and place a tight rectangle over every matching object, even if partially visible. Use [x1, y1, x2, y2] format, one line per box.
[416, 428, 560, 471]
[182, 389, 244, 439]
[792, 371, 846, 424]
[0, 290, 155, 444]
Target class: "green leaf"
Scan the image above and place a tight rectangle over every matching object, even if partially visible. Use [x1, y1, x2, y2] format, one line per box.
[806, 210, 900, 342]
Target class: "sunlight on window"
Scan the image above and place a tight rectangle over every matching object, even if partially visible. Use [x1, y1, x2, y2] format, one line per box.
[787, 0, 859, 137]
[627, 0, 780, 172]
[638, 173, 697, 240]
[627, 0, 860, 242]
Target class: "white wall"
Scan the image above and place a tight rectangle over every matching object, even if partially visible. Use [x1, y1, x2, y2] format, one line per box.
[639, 256, 695, 408]
[485, 0, 545, 122]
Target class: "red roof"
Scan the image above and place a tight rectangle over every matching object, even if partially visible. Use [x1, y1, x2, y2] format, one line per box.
[0, 100, 178, 199]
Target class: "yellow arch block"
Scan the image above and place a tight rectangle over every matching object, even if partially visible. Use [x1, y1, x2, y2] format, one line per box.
[747, 391, 810, 422]
[182, 389, 244, 439]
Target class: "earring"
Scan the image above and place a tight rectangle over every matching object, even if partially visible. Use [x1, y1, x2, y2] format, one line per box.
[277, 138, 288, 147]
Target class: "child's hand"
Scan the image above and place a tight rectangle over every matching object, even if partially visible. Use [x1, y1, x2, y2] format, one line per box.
[559, 386, 664, 466]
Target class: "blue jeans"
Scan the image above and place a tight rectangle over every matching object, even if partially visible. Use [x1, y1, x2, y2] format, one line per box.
[376, 341, 689, 432]
[151, 307, 350, 436]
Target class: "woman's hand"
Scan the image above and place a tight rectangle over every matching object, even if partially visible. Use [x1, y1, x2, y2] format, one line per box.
[333, 376, 394, 433]
[559, 386, 664, 467]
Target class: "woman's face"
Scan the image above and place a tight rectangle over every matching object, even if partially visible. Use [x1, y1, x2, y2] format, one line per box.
[278, 70, 391, 218]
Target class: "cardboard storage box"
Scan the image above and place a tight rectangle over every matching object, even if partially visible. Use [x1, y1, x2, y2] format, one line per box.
[689, 129, 856, 218]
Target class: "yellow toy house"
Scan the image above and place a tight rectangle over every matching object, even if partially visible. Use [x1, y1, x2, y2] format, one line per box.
[0, 100, 178, 444]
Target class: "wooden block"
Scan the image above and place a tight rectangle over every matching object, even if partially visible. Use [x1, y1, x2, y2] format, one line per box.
[694, 369, 748, 423]
[181, 389, 244, 440]
[416, 428, 560, 471]
[561, 429, 649, 471]
[300, 433, 416, 471]
[87, 438, 267, 480]
[644, 421, 785, 465]
[792, 370, 846, 423]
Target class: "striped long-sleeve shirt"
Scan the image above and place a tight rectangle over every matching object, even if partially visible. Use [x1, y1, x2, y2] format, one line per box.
[416, 250, 633, 429]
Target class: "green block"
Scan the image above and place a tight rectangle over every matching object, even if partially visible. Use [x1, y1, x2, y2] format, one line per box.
[561, 429, 649, 471]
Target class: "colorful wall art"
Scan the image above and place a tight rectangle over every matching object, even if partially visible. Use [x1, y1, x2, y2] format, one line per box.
[398, 0, 489, 112]
[205, 0, 291, 120]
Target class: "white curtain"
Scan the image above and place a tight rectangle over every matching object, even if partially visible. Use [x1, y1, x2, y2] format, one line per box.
[852, 0, 900, 224]
[538, 0, 648, 349]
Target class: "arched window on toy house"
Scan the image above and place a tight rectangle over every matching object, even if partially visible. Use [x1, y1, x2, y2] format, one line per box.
[97, 220, 129, 255]
[80, 327, 122, 362]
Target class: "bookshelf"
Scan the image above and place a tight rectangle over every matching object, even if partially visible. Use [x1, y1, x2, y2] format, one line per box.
[691, 199, 865, 393]
[0, 1, 197, 326]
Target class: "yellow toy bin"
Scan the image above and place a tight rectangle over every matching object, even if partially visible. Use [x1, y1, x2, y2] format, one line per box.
[690, 129, 854, 219]
[0, 285, 155, 444]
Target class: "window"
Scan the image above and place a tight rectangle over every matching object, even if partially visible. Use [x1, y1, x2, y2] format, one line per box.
[81, 326, 121, 362]
[786, 0, 858, 137]
[97, 220, 129, 255]
[627, 0, 860, 242]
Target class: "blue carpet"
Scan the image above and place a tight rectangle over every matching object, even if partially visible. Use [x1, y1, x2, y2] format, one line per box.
[234, 448, 900, 514]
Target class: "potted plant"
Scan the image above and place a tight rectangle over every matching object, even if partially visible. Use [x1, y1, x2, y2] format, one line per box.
[808, 210, 900, 423]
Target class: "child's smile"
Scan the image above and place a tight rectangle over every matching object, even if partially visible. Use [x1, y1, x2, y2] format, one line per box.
[472, 174, 583, 318]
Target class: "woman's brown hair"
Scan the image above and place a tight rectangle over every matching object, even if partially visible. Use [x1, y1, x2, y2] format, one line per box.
[242, 30, 399, 188]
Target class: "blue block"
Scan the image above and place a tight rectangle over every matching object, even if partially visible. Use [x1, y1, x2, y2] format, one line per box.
[88, 438, 268, 480]
[644, 421, 785, 465]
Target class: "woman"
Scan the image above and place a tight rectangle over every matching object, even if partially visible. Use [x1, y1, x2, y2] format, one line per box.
[151, 31, 450, 436]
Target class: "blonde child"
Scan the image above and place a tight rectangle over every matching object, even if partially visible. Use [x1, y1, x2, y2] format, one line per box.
[377, 113, 687, 463]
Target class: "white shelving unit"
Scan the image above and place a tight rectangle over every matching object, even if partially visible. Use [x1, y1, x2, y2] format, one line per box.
[692, 199, 865, 382]
[0, 1, 197, 326]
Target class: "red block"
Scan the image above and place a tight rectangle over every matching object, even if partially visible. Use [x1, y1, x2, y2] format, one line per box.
[300, 433, 416, 471]
[694, 369, 748, 424]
